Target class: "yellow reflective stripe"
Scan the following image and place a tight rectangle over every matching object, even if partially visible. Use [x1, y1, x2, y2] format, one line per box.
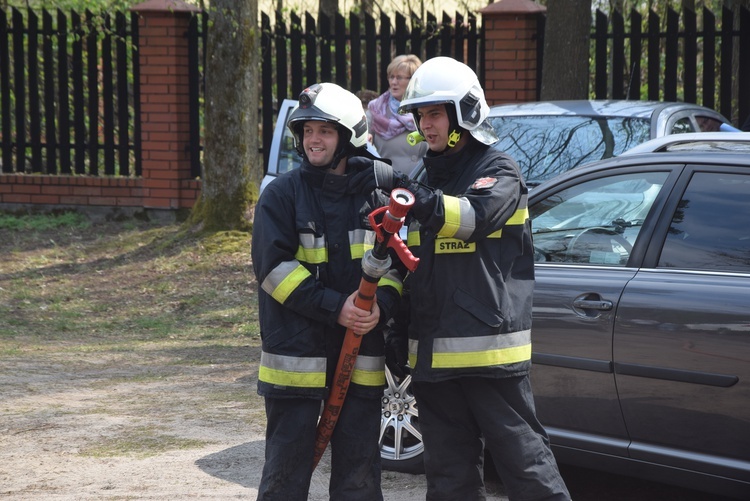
[432, 330, 532, 368]
[295, 233, 327, 264]
[432, 344, 531, 368]
[259, 351, 326, 388]
[407, 228, 421, 247]
[352, 355, 386, 386]
[440, 195, 475, 240]
[349, 229, 376, 259]
[261, 260, 312, 304]
[378, 269, 403, 295]
[506, 206, 529, 225]
[481, 207, 528, 239]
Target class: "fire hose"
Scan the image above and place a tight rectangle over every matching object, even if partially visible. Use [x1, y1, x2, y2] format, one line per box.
[311, 187, 420, 471]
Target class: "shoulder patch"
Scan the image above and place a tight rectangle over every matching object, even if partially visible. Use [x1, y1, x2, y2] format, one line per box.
[471, 177, 498, 190]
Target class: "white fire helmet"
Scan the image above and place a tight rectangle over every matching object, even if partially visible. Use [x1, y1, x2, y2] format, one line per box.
[287, 83, 370, 160]
[398, 56, 497, 146]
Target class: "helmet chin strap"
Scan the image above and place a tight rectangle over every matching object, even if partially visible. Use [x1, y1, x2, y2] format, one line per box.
[440, 105, 462, 152]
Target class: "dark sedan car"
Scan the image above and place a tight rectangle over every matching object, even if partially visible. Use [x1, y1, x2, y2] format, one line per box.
[524, 134, 750, 499]
[383, 134, 750, 499]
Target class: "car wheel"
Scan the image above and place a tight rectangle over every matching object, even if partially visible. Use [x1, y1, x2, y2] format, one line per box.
[380, 366, 424, 474]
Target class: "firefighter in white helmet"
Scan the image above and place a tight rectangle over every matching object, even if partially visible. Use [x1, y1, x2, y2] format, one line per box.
[252, 82, 403, 500]
[350, 56, 571, 500]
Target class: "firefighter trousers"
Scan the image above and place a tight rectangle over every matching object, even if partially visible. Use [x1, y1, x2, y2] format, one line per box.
[257, 393, 384, 501]
[412, 376, 571, 501]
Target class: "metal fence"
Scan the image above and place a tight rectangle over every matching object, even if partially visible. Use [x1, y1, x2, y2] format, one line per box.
[591, 6, 750, 125]
[2, 6, 748, 185]
[0, 8, 141, 177]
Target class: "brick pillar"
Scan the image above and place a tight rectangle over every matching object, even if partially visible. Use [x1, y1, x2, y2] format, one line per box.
[479, 0, 546, 105]
[131, 0, 199, 209]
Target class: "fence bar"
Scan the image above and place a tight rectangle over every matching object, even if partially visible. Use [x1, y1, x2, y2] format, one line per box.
[349, 13, 362, 91]
[740, 6, 750, 125]
[440, 12, 451, 57]
[86, 11, 99, 176]
[0, 9, 10, 173]
[43, 10, 56, 174]
[594, 10, 607, 99]
[319, 13, 332, 82]
[702, 8, 716, 110]
[131, 10, 141, 177]
[378, 12, 390, 92]
[304, 12, 316, 89]
[683, 8, 697, 105]
[116, 12, 130, 176]
[646, 10, 659, 100]
[57, 9, 71, 174]
[334, 13, 347, 87]
[28, 10, 42, 172]
[102, 14, 115, 175]
[719, 7, 733, 120]
[275, 11, 288, 110]
[290, 11, 303, 93]
[612, 10, 624, 99]
[665, 13, 679, 99]
[13, 9, 26, 173]
[627, 10, 641, 100]
[365, 13, 377, 91]
[187, 12, 201, 179]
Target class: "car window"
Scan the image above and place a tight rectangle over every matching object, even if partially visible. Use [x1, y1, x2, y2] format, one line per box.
[530, 172, 669, 265]
[670, 117, 694, 134]
[278, 114, 301, 175]
[696, 115, 723, 132]
[657, 171, 750, 272]
[489, 116, 652, 185]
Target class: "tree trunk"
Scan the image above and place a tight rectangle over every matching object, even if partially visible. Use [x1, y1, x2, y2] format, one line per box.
[540, 0, 592, 100]
[189, 0, 260, 231]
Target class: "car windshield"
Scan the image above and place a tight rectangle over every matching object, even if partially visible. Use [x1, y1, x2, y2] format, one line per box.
[489, 115, 652, 185]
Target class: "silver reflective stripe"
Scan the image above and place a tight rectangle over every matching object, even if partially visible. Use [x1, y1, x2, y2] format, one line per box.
[261, 260, 311, 304]
[408, 338, 419, 368]
[378, 269, 404, 295]
[434, 330, 531, 353]
[297, 233, 327, 264]
[349, 229, 376, 259]
[432, 330, 532, 368]
[259, 350, 326, 388]
[441, 195, 476, 240]
[352, 354, 386, 386]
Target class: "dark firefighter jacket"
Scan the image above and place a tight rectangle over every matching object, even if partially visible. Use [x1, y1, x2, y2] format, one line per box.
[402, 139, 535, 383]
[252, 160, 403, 400]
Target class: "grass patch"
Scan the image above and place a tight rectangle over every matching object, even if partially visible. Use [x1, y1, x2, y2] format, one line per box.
[0, 211, 90, 231]
[80, 426, 213, 458]
[0, 214, 262, 458]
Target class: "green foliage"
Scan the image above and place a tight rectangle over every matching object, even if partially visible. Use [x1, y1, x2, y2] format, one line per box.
[0, 211, 90, 231]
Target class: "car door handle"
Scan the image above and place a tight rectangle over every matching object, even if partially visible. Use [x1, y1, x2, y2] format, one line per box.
[572, 298, 613, 311]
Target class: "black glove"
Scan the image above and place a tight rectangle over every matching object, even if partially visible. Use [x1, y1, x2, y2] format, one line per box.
[397, 178, 439, 223]
[347, 157, 398, 193]
[384, 327, 409, 380]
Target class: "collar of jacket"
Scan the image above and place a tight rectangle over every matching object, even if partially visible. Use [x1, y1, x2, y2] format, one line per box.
[424, 139, 484, 186]
[300, 160, 350, 193]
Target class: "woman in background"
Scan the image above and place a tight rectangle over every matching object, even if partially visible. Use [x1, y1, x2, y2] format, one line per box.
[368, 54, 428, 174]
